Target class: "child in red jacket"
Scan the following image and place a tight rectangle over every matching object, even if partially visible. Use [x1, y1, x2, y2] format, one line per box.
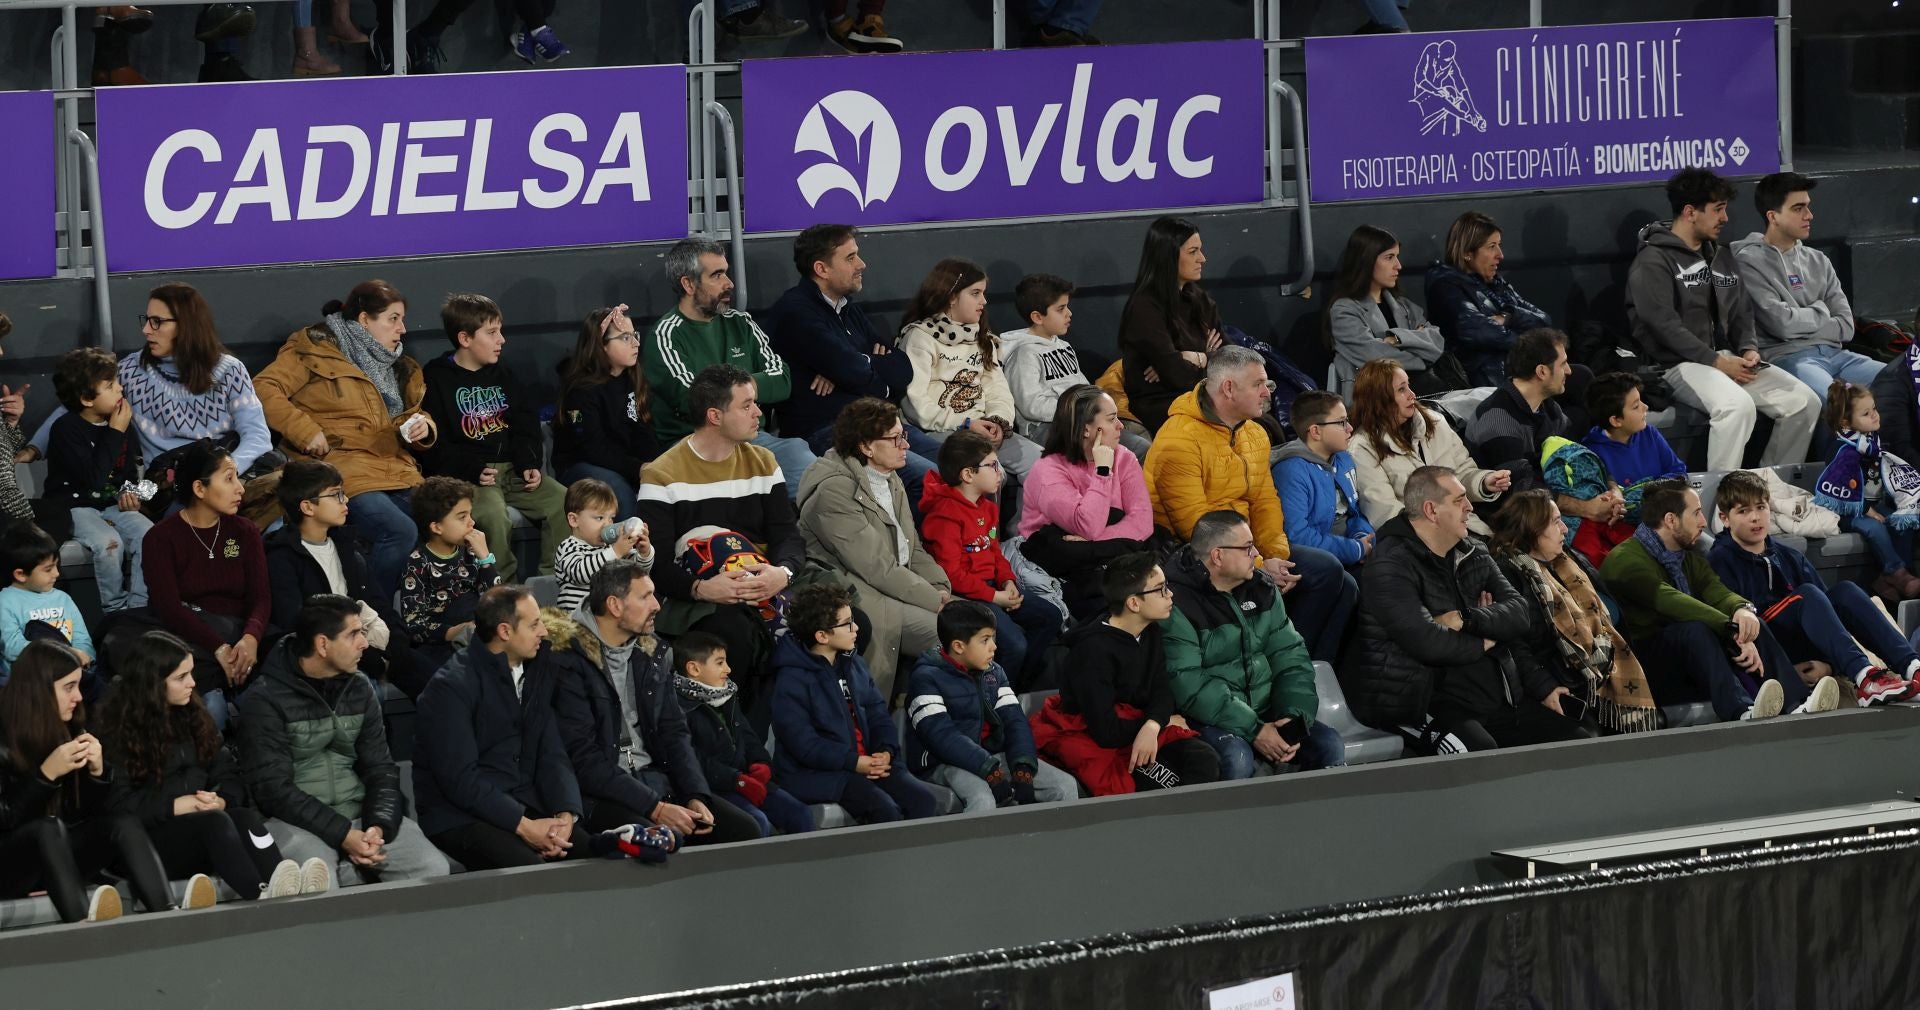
[919, 431, 1062, 688]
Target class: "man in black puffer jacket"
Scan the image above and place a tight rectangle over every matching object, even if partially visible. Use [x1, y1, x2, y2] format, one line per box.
[1345, 465, 1590, 752]
[239, 595, 450, 886]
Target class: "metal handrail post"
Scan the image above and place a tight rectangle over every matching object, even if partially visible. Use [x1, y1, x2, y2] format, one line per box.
[1529, 0, 1541, 27]
[1777, 0, 1793, 170]
[700, 0, 718, 233]
[1272, 80, 1314, 296]
[1262, 0, 1280, 202]
[391, 0, 407, 74]
[992, 0, 1005, 49]
[705, 101, 747, 307]
[67, 129, 110, 347]
[52, 17, 83, 273]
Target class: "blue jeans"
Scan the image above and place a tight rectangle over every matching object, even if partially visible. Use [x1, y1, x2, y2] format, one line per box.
[1025, 0, 1101, 33]
[987, 592, 1062, 690]
[1360, 0, 1410, 28]
[719, 786, 816, 837]
[1846, 509, 1915, 575]
[1198, 721, 1346, 780]
[348, 488, 416, 602]
[1768, 580, 1920, 681]
[1284, 545, 1358, 664]
[1771, 344, 1885, 407]
[753, 431, 818, 500]
[69, 505, 152, 611]
[558, 463, 637, 519]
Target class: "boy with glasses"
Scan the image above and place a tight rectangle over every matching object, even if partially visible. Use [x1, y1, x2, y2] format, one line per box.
[1273, 390, 1374, 572]
[266, 460, 410, 693]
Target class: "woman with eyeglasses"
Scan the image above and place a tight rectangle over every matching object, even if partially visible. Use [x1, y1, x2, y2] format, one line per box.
[1017, 385, 1154, 620]
[796, 397, 953, 702]
[898, 258, 1043, 479]
[254, 280, 438, 600]
[552, 305, 659, 519]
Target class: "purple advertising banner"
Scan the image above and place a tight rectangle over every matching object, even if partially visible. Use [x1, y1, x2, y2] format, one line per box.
[95, 66, 687, 272]
[741, 40, 1266, 232]
[1, 92, 55, 280]
[1304, 18, 1780, 202]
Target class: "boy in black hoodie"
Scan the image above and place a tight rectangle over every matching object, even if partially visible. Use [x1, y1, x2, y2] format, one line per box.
[418, 294, 569, 582]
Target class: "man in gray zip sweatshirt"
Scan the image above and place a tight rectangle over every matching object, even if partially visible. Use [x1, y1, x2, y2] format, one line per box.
[1731, 172, 1878, 407]
[1625, 168, 1819, 472]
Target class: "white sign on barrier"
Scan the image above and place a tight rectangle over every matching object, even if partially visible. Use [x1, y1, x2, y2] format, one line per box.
[1205, 970, 1299, 1010]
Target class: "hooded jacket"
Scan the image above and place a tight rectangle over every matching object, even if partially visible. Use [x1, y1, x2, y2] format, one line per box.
[761, 280, 912, 440]
[1162, 546, 1318, 741]
[899, 316, 1017, 433]
[676, 682, 773, 797]
[412, 638, 581, 838]
[1054, 617, 1179, 748]
[1343, 515, 1540, 728]
[417, 354, 543, 482]
[236, 638, 404, 849]
[769, 635, 899, 804]
[1000, 328, 1089, 442]
[262, 524, 390, 637]
[552, 373, 659, 482]
[1625, 221, 1757, 368]
[253, 324, 437, 497]
[903, 648, 1037, 778]
[1271, 440, 1374, 566]
[1706, 532, 1821, 615]
[1729, 232, 1855, 359]
[918, 470, 1014, 602]
[1422, 263, 1553, 387]
[1144, 384, 1290, 560]
[540, 608, 709, 818]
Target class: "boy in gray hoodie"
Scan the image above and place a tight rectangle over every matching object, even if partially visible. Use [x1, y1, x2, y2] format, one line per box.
[1625, 168, 1819, 472]
[1731, 172, 1877, 406]
[1001, 273, 1152, 456]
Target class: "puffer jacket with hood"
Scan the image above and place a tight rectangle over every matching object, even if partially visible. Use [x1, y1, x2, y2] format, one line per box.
[1162, 546, 1318, 740]
[1728, 231, 1855, 360]
[1143, 384, 1290, 560]
[918, 469, 1015, 602]
[253, 323, 437, 496]
[1342, 514, 1545, 728]
[1271, 439, 1374, 566]
[1423, 263, 1553, 387]
[1625, 221, 1758, 368]
[899, 315, 1017, 433]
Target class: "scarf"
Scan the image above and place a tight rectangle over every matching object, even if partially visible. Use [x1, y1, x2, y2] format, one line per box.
[1500, 551, 1658, 733]
[672, 672, 738, 708]
[1884, 451, 1920, 532]
[324, 313, 405, 416]
[1631, 523, 1689, 596]
[1813, 430, 1878, 518]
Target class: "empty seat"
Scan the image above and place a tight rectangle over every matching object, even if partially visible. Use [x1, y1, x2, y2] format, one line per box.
[1314, 661, 1404, 765]
[525, 575, 559, 609]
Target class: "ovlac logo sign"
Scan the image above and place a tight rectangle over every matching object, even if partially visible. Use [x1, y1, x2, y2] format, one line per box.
[743, 40, 1265, 232]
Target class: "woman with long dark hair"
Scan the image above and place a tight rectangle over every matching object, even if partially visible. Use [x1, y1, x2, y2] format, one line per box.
[1118, 217, 1224, 433]
[1425, 212, 1554, 387]
[255, 279, 438, 599]
[1324, 225, 1454, 395]
[1017, 385, 1154, 619]
[1348, 359, 1508, 538]
[98, 630, 327, 901]
[0, 639, 178, 922]
[553, 304, 659, 518]
[898, 258, 1042, 477]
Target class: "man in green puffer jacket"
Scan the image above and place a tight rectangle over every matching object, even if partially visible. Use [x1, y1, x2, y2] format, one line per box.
[238, 595, 450, 886]
[1164, 511, 1343, 780]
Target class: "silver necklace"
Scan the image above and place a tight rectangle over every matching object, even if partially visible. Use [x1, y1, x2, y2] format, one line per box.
[187, 516, 222, 559]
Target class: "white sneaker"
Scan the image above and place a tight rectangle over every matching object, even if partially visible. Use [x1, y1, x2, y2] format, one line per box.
[1742, 679, 1786, 721]
[264, 858, 302, 899]
[180, 872, 217, 910]
[1791, 676, 1844, 715]
[299, 857, 334, 895]
[86, 885, 122, 922]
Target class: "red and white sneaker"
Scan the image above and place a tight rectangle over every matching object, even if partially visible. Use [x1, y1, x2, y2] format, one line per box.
[1894, 676, 1920, 704]
[1857, 668, 1908, 707]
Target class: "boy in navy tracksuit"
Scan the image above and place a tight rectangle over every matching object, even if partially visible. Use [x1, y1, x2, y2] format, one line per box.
[1708, 469, 1920, 707]
[906, 601, 1078, 813]
[770, 584, 936, 824]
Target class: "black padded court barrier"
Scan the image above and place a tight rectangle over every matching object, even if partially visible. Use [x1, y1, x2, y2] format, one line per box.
[2, 707, 1918, 1007]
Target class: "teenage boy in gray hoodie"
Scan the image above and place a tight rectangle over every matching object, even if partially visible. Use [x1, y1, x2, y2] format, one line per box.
[1001, 274, 1153, 458]
[1731, 172, 1877, 407]
[1625, 168, 1819, 472]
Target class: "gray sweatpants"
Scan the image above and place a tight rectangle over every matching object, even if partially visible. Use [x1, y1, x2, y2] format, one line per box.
[267, 816, 452, 886]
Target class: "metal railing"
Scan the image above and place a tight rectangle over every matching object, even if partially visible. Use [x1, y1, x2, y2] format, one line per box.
[705, 100, 747, 305]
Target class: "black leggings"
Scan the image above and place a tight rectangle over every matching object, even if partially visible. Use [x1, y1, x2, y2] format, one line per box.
[0, 815, 172, 922]
[145, 807, 283, 901]
[1428, 700, 1597, 753]
[430, 820, 590, 871]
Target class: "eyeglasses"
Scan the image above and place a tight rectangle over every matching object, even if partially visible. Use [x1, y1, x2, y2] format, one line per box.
[306, 490, 350, 506]
[137, 313, 176, 329]
[971, 460, 1003, 473]
[604, 330, 640, 346]
[1317, 418, 1355, 431]
[1219, 543, 1260, 558]
[832, 616, 859, 631]
[875, 430, 910, 446]
[1135, 582, 1174, 599]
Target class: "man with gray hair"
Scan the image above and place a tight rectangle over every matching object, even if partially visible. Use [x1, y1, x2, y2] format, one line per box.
[1143, 345, 1357, 663]
[1345, 465, 1591, 753]
[645, 236, 816, 494]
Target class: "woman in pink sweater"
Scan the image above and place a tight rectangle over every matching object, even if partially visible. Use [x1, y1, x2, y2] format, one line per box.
[1018, 386, 1154, 620]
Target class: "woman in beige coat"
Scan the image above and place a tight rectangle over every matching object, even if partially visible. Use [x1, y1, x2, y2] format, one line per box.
[796, 398, 951, 702]
[1348, 359, 1510, 538]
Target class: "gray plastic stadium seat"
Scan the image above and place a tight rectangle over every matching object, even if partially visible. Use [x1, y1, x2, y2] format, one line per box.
[1314, 661, 1403, 764]
[525, 575, 559, 609]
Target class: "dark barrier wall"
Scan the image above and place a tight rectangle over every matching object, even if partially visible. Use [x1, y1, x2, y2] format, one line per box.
[0, 709, 1917, 1008]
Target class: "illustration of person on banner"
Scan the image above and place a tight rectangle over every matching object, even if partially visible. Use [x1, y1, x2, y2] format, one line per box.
[1412, 39, 1486, 136]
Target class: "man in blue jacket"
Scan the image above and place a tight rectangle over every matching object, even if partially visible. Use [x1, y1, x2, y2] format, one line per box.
[1272, 390, 1374, 572]
[413, 585, 586, 869]
[1707, 469, 1917, 707]
[760, 224, 939, 490]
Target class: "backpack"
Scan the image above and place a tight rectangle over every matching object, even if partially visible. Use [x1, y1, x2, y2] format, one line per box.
[1570, 320, 1673, 412]
[1853, 317, 1913, 364]
[1220, 325, 1320, 441]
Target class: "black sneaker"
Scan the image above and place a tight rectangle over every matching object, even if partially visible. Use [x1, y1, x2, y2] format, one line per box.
[369, 29, 392, 73]
[407, 30, 446, 73]
[723, 6, 808, 39]
[194, 3, 256, 43]
[1032, 24, 1094, 46]
[196, 52, 253, 82]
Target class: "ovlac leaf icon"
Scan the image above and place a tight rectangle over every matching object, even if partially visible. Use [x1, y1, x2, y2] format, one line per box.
[794, 90, 902, 211]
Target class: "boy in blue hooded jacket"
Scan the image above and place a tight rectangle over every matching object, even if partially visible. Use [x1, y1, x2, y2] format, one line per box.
[1272, 391, 1374, 570]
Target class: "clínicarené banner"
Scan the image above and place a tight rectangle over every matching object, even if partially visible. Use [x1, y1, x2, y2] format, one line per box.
[741, 40, 1266, 232]
[95, 66, 687, 271]
[1, 91, 55, 280]
[1304, 18, 1781, 202]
